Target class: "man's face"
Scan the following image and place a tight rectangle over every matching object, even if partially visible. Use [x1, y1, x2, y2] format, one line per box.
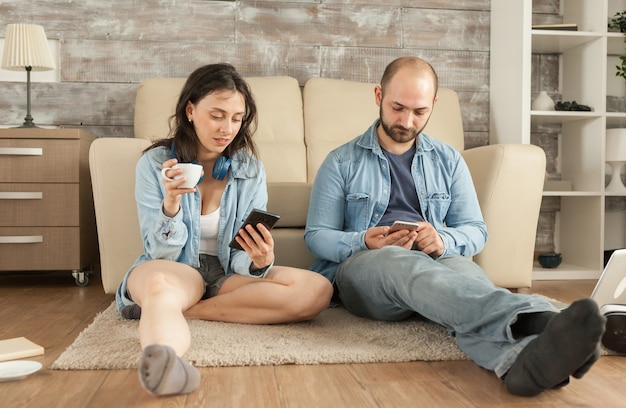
[375, 69, 437, 145]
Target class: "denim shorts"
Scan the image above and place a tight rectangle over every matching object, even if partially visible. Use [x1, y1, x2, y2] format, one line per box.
[197, 253, 229, 299]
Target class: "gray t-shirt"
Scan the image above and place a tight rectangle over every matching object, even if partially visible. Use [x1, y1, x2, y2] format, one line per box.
[378, 145, 424, 227]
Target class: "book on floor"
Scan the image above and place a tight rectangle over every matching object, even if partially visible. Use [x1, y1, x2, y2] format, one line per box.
[0, 337, 44, 362]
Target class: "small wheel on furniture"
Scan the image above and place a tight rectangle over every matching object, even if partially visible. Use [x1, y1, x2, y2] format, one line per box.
[72, 270, 90, 287]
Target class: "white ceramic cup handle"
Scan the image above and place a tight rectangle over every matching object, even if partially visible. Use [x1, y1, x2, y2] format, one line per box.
[161, 167, 175, 181]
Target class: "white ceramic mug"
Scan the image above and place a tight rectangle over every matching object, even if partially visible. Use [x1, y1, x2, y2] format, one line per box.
[161, 163, 203, 188]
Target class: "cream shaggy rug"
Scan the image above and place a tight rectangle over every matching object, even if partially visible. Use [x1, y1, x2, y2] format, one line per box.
[51, 302, 469, 370]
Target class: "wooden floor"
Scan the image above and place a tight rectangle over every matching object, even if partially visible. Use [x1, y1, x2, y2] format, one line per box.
[1, 271, 625, 408]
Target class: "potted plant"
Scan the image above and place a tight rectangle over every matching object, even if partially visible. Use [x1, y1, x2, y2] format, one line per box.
[609, 11, 626, 80]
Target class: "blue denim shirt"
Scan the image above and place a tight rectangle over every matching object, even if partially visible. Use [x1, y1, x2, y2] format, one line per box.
[116, 145, 269, 310]
[304, 119, 488, 282]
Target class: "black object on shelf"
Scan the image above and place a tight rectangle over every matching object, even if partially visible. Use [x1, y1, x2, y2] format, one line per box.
[538, 253, 563, 268]
[555, 101, 592, 111]
[532, 23, 578, 31]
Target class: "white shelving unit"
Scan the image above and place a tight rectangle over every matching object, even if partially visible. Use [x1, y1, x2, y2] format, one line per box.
[490, 0, 626, 280]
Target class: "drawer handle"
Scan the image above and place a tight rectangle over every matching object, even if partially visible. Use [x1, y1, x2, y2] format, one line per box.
[0, 235, 44, 244]
[0, 147, 43, 156]
[0, 192, 43, 200]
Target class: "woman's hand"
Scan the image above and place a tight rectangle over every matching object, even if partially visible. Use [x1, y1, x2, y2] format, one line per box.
[161, 158, 196, 217]
[233, 223, 275, 269]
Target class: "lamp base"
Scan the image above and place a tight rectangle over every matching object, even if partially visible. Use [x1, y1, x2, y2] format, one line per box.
[606, 161, 626, 194]
[13, 123, 40, 129]
[12, 67, 42, 129]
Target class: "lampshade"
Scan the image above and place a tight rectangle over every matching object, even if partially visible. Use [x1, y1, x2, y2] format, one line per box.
[2, 23, 55, 71]
[606, 129, 626, 161]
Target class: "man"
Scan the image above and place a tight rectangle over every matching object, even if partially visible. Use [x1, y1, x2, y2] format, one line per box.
[304, 56, 606, 396]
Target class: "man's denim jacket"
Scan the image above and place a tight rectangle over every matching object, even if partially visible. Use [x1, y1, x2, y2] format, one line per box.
[304, 119, 488, 282]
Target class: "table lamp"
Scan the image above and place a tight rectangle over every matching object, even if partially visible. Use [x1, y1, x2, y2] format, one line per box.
[1, 23, 56, 128]
[606, 128, 626, 193]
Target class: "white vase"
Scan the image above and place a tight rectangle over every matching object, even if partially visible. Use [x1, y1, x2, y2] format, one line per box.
[532, 91, 555, 111]
[606, 128, 626, 193]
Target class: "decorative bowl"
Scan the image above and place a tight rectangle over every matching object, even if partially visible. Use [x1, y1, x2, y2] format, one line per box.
[538, 253, 562, 268]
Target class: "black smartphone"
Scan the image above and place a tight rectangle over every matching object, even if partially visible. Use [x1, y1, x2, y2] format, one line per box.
[228, 208, 281, 250]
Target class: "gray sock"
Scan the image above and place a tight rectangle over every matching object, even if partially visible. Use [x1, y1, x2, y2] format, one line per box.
[504, 298, 606, 397]
[139, 344, 200, 396]
[121, 304, 142, 320]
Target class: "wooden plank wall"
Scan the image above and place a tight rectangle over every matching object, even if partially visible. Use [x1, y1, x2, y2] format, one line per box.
[0, 0, 563, 251]
[0, 0, 492, 146]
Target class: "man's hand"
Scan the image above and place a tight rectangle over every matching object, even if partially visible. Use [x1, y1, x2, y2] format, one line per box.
[412, 222, 444, 257]
[364, 226, 416, 250]
[364, 222, 444, 257]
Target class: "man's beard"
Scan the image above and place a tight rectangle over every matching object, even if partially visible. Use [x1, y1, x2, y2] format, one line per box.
[380, 118, 421, 144]
[379, 108, 424, 144]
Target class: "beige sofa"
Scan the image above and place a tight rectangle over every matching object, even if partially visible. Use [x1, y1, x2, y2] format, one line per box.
[90, 76, 546, 294]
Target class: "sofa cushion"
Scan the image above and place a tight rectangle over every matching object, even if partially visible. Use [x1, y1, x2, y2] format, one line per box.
[267, 182, 311, 227]
[133, 76, 307, 184]
[245, 77, 306, 183]
[303, 77, 464, 182]
[134, 77, 186, 142]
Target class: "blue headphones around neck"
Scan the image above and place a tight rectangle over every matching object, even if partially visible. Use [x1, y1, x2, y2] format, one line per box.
[170, 143, 231, 181]
[211, 155, 231, 180]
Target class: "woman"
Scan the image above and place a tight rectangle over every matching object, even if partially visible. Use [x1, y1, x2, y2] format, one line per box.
[117, 63, 333, 396]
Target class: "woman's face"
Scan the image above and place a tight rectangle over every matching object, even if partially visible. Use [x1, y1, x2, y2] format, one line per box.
[186, 89, 245, 159]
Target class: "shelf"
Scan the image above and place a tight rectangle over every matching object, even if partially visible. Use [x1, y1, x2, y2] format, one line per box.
[532, 262, 601, 280]
[531, 111, 602, 125]
[608, 33, 625, 55]
[607, 112, 626, 126]
[542, 191, 602, 197]
[491, 0, 617, 281]
[532, 31, 603, 53]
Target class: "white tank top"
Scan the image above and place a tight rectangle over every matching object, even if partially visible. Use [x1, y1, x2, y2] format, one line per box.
[199, 207, 220, 256]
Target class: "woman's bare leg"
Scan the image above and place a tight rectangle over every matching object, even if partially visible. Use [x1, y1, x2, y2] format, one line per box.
[184, 266, 333, 323]
[127, 259, 205, 395]
[128, 259, 204, 353]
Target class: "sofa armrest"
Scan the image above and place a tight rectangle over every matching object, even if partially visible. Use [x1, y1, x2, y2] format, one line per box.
[462, 144, 546, 289]
[89, 137, 151, 294]
[266, 182, 312, 228]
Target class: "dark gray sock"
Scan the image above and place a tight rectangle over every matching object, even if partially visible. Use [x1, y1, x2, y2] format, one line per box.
[572, 345, 601, 378]
[121, 304, 142, 320]
[504, 298, 606, 397]
[139, 344, 200, 396]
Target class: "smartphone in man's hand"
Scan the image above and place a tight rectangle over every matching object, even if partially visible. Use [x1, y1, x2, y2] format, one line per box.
[388, 220, 420, 234]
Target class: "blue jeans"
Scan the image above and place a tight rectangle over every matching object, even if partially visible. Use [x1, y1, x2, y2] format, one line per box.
[335, 246, 559, 377]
